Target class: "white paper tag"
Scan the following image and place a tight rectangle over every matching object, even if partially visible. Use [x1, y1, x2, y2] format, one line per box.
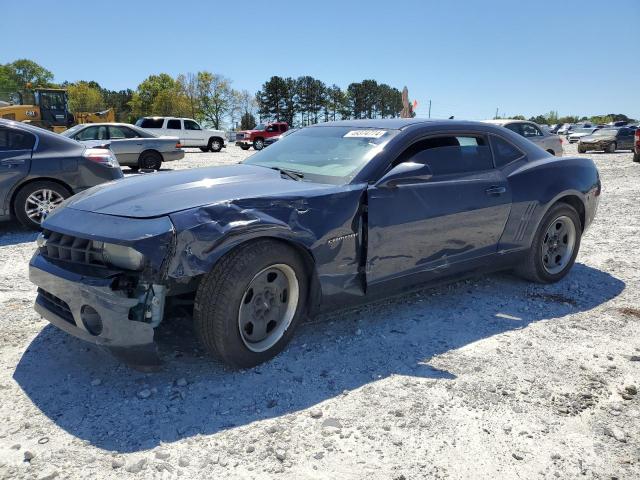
[343, 129, 387, 139]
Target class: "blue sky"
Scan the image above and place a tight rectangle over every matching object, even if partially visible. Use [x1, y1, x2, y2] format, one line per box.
[3, 0, 639, 120]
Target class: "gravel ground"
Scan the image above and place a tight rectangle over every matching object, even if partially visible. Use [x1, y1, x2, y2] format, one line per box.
[0, 143, 639, 480]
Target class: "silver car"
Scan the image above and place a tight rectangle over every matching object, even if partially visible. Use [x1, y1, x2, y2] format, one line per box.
[61, 123, 184, 171]
[483, 120, 563, 156]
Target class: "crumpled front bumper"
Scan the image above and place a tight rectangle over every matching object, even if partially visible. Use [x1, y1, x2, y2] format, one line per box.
[29, 253, 161, 368]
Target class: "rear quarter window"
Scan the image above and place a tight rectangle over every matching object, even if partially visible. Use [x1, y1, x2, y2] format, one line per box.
[490, 136, 524, 167]
[0, 128, 36, 150]
[138, 118, 165, 129]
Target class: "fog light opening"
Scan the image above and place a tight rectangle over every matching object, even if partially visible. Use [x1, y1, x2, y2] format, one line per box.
[81, 305, 103, 336]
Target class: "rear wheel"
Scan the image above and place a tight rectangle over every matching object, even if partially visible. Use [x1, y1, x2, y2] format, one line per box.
[208, 138, 223, 152]
[199, 147, 209, 152]
[253, 138, 264, 150]
[606, 142, 617, 153]
[515, 203, 581, 283]
[240, 145, 250, 151]
[194, 240, 308, 368]
[577, 145, 587, 154]
[138, 150, 162, 170]
[14, 181, 70, 229]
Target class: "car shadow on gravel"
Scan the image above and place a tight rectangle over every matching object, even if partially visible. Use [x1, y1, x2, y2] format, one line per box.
[0, 224, 38, 246]
[13, 263, 624, 453]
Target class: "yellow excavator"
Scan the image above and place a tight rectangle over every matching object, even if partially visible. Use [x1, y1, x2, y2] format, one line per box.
[0, 87, 115, 133]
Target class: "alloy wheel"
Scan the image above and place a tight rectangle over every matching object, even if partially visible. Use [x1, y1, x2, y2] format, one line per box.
[238, 264, 299, 353]
[540, 215, 576, 274]
[25, 188, 65, 224]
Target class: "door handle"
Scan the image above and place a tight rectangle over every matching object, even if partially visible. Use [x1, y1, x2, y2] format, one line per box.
[485, 186, 506, 196]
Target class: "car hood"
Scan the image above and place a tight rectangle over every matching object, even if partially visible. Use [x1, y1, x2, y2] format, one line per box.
[64, 164, 334, 218]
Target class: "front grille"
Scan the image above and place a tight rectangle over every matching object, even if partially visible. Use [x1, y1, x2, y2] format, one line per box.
[38, 288, 74, 325]
[40, 230, 106, 267]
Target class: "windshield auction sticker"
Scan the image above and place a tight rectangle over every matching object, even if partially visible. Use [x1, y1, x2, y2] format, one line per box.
[343, 129, 387, 139]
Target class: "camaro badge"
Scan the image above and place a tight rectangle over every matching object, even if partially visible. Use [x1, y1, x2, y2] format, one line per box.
[327, 233, 358, 247]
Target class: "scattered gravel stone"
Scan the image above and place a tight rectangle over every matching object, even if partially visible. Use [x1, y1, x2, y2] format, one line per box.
[111, 458, 125, 469]
[178, 457, 190, 467]
[266, 425, 278, 434]
[625, 385, 637, 395]
[310, 409, 323, 419]
[275, 449, 287, 461]
[23, 450, 34, 462]
[246, 445, 255, 453]
[137, 389, 152, 399]
[604, 426, 626, 443]
[512, 452, 524, 461]
[322, 418, 342, 429]
[125, 458, 147, 473]
[37, 470, 59, 480]
[154, 450, 171, 460]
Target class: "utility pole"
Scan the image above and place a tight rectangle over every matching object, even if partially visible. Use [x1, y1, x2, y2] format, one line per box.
[495, 107, 499, 119]
[428, 100, 431, 118]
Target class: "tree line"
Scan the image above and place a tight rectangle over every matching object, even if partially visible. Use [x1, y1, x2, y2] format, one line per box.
[255, 76, 404, 126]
[500, 110, 635, 126]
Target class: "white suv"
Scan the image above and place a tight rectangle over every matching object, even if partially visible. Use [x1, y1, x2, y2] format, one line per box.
[135, 117, 226, 152]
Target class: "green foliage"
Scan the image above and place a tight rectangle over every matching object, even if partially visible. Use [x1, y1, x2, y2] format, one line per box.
[240, 112, 257, 130]
[67, 81, 104, 112]
[197, 72, 234, 129]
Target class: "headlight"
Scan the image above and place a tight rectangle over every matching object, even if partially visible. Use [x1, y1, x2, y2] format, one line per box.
[97, 242, 145, 270]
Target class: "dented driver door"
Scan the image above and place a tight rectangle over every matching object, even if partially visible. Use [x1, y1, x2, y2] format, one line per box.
[365, 136, 512, 285]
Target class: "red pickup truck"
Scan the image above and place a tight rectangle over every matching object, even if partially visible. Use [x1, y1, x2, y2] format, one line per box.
[235, 122, 288, 150]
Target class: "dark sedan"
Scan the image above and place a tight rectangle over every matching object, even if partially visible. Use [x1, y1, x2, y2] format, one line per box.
[578, 127, 635, 153]
[0, 119, 122, 229]
[29, 119, 600, 369]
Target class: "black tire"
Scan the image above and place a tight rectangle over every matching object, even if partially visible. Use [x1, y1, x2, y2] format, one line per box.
[633, 151, 640, 163]
[194, 240, 308, 368]
[606, 142, 616, 153]
[14, 181, 71, 230]
[208, 138, 223, 152]
[199, 147, 209, 152]
[138, 150, 162, 170]
[515, 202, 582, 284]
[546, 149, 555, 155]
[253, 138, 264, 150]
[577, 145, 586, 154]
[128, 165, 140, 172]
[240, 145, 250, 151]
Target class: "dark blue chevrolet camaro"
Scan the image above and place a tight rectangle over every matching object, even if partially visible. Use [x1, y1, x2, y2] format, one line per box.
[29, 119, 600, 368]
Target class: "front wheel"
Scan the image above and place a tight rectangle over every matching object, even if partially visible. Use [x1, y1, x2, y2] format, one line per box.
[240, 145, 250, 151]
[577, 145, 587, 154]
[253, 139, 264, 150]
[194, 240, 308, 368]
[515, 203, 582, 283]
[14, 181, 70, 229]
[606, 142, 617, 153]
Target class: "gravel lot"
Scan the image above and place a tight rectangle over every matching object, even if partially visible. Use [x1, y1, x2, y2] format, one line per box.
[0, 143, 639, 479]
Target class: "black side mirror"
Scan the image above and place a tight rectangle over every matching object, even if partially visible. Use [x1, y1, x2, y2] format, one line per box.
[377, 161, 433, 188]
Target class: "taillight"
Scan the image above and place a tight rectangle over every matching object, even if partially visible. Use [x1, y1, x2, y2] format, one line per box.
[83, 148, 119, 168]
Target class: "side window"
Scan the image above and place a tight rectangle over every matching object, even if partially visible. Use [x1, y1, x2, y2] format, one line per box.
[266, 124, 279, 132]
[395, 135, 493, 176]
[75, 126, 107, 141]
[504, 123, 522, 135]
[139, 118, 164, 129]
[279, 124, 287, 132]
[521, 123, 543, 137]
[490, 136, 524, 167]
[167, 119, 182, 129]
[0, 128, 36, 150]
[109, 126, 138, 139]
[184, 120, 201, 130]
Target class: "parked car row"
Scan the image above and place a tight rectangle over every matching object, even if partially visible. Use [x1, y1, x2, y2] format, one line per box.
[577, 127, 636, 153]
[483, 119, 563, 156]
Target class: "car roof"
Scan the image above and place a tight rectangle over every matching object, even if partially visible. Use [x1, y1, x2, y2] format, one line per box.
[307, 118, 464, 130]
[483, 119, 533, 125]
[73, 122, 136, 127]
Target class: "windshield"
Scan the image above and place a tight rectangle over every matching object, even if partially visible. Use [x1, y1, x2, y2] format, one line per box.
[252, 124, 266, 131]
[243, 126, 398, 184]
[573, 128, 595, 134]
[593, 129, 617, 136]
